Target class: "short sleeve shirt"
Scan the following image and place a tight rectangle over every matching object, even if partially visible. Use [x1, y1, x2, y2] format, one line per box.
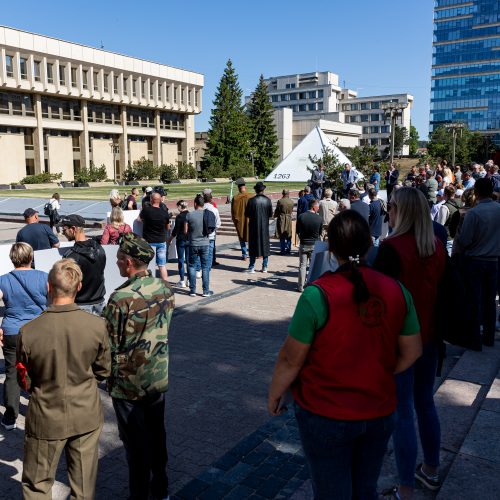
[16, 223, 59, 250]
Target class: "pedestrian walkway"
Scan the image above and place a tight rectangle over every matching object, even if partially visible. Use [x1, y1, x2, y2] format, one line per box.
[1, 221, 499, 499]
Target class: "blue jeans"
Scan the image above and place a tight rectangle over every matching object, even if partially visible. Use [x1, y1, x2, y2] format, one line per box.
[295, 404, 394, 499]
[149, 242, 167, 267]
[188, 245, 210, 294]
[393, 343, 440, 487]
[249, 255, 268, 270]
[207, 239, 215, 271]
[78, 300, 106, 316]
[464, 257, 498, 345]
[176, 239, 189, 281]
[239, 240, 248, 258]
[280, 238, 291, 253]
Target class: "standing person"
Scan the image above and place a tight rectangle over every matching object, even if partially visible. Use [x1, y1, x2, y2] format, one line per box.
[274, 189, 294, 255]
[231, 178, 253, 260]
[139, 192, 171, 281]
[297, 186, 314, 216]
[348, 188, 370, 223]
[167, 200, 190, 288]
[385, 163, 399, 199]
[374, 188, 446, 498]
[368, 188, 384, 246]
[61, 214, 107, 315]
[109, 189, 123, 208]
[369, 165, 381, 192]
[47, 193, 61, 233]
[406, 166, 418, 186]
[17, 259, 110, 499]
[125, 187, 139, 210]
[141, 186, 153, 207]
[318, 188, 337, 239]
[204, 192, 221, 271]
[101, 207, 132, 245]
[424, 169, 438, 207]
[0, 243, 48, 431]
[341, 163, 359, 197]
[268, 210, 422, 500]
[245, 181, 273, 273]
[185, 194, 211, 297]
[462, 170, 476, 189]
[16, 208, 60, 251]
[103, 234, 174, 500]
[310, 163, 325, 200]
[296, 199, 322, 292]
[456, 178, 500, 347]
[434, 185, 460, 256]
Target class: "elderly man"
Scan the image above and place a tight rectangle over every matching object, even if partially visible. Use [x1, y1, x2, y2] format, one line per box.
[318, 188, 337, 239]
[62, 214, 107, 315]
[274, 189, 294, 254]
[16, 208, 60, 251]
[231, 178, 253, 260]
[17, 258, 110, 499]
[341, 163, 359, 197]
[103, 233, 174, 500]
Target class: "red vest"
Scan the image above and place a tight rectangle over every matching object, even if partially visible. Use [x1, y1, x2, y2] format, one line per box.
[292, 267, 407, 421]
[381, 233, 445, 344]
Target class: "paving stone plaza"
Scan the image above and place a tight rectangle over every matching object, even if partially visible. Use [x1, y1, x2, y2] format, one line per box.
[0, 200, 499, 500]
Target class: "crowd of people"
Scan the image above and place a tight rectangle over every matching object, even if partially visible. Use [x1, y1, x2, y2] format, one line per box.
[0, 159, 499, 499]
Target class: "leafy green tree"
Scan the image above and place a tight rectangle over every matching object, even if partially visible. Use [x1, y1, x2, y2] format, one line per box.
[309, 144, 344, 198]
[246, 74, 279, 176]
[393, 125, 409, 156]
[407, 125, 419, 157]
[203, 59, 252, 178]
[346, 144, 378, 176]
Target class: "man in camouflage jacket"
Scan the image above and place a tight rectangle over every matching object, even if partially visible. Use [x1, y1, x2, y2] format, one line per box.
[103, 233, 174, 500]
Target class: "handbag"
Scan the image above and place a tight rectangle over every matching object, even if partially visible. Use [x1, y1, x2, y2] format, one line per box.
[9, 272, 46, 312]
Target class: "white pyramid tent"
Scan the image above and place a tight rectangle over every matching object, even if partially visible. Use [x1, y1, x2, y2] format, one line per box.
[265, 126, 357, 182]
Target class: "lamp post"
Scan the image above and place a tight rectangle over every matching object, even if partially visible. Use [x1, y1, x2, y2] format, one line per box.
[381, 101, 408, 166]
[444, 123, 465, 166]
[249, 149, 255, 178]
[109, 141, 119, 184]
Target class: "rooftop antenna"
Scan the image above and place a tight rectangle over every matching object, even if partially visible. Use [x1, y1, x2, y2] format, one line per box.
[100, 40, 104, 49]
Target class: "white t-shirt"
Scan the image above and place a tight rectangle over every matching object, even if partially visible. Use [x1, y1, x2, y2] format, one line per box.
[49, 198, 61, 210]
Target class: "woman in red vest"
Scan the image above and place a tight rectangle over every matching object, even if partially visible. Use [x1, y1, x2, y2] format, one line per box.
[268, 210, 422, 499]
[374, 188, 446, 498]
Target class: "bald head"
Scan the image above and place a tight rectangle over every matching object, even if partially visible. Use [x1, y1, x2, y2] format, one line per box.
[151, 193, 161, 206]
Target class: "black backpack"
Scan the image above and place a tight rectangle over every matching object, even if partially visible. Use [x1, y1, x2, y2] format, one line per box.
[203, 210, 217, 236]
[43, 202, 53, 216]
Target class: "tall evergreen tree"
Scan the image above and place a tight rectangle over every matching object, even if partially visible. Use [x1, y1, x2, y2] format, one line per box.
[246, 75, 279, 176]
[203, 59, 251, 177]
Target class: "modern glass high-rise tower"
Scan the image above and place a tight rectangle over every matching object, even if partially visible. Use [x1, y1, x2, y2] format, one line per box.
[430, 0, 500, 143]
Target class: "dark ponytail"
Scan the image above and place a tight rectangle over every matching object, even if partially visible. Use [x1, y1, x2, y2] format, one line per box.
[328, 211, 372, 304]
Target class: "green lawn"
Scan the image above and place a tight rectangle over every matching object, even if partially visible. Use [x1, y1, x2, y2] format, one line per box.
[0, 182, 307, 201]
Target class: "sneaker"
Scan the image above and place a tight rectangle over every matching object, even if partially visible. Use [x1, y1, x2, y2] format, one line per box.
[244, 268, 255, 274]
[176, 280, 186, 288]
[189, 292, 197, 297]
[196, 271, 202, 279]
[202, 291, 214, 297]
[262, 267, 268, 273]
[415, 463, 440, 491]
[380, 486, 400, 499]
[1, 415, 17, 430]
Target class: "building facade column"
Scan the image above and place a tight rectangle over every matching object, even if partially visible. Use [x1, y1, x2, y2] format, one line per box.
[119, 105, 129, 179]
[182, 114, 195, 165]
[153, 110, 161, 165]
[33, 94, 44, 173]
[80, 100, 90, 169]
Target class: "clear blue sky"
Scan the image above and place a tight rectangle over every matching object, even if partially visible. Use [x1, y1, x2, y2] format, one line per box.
[3, 0, 435, 138]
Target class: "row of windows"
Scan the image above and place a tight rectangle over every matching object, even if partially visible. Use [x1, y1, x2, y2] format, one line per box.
[433, 36, 500, 56]
[273, 102, 324, 112]
[433, 61, 500, 76]
[0, 91, 34, 116]
[3, 54, 200, 106]
[270, 89, 324, 102]
[434, 49, 500, 65]
[435, 5, 476, 21]
[341, 100, 395, 111]
[346, 113, 385, 123]
[431, 97, 493, 109]
[362, 126, 391, 134]
[360, 138, 390, 146]
[41, 97, 81, 121]
[432, 86, 500, 99]
[432, 72, 500, 88]
[435, 0, 473, 7]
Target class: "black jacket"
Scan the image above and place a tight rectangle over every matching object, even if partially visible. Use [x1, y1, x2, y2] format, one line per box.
[65, 239, 106, 304]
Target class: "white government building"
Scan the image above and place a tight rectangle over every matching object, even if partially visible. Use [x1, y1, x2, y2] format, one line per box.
[255, 72, 413, 160]
[0, 26, 204, 184]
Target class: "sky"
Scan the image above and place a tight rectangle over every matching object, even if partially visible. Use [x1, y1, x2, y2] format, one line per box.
[2, 0, 435, 138]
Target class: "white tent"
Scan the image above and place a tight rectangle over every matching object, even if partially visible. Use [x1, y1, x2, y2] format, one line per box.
[265, 126, 357, 182]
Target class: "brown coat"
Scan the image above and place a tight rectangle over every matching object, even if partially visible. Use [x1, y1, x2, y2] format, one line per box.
[17, 304, 111, 439]
[231, 191, 254, 241]
[274, 197, 294, 239]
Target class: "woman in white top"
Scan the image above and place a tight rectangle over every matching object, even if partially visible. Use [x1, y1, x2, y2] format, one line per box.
[48, 193, 61, 233]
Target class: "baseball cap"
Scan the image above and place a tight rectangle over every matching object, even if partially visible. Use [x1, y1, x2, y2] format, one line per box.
[145, 186, 153, 193]
[60, 214, 86, 227]
[119, 232, 155, 264]
[23, 208, 38, 218]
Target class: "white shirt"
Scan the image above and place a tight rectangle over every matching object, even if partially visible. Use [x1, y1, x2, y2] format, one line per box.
[204, 203, 221, 240]
[49, 198, 61, 210]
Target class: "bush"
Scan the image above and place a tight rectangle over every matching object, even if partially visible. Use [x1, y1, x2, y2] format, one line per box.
[74, 162, 108, 183]
[177, 162, 197, 179]
[123, 157, 159, 181]
[20, 172, 62, 184]
[159, 164, 178, 183]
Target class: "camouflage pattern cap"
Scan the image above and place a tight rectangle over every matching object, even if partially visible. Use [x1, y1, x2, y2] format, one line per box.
[119, 232, 155, 264]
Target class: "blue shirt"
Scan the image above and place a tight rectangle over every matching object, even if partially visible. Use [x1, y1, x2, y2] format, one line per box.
[369, 172, 381, 191]
[0, 270, 48, 335]
[16, 223, 59, 251]
[297, 193, 315, 215]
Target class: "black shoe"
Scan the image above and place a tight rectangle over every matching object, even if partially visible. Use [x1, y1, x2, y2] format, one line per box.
[415, 463, 441, 491]
[212, 261, 220, 266]
[1, 415, 17, 430]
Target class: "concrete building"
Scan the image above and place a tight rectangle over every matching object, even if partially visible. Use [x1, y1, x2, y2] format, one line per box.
[430, 0, 500, 144]
[253, 71, 413, 159]
[0, 26, 203, 184]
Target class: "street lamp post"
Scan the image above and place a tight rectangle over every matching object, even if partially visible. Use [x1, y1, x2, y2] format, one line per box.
[381, 102, 408, 166]
[444, 123, 464, 166]
[109, 142, 119, 184]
